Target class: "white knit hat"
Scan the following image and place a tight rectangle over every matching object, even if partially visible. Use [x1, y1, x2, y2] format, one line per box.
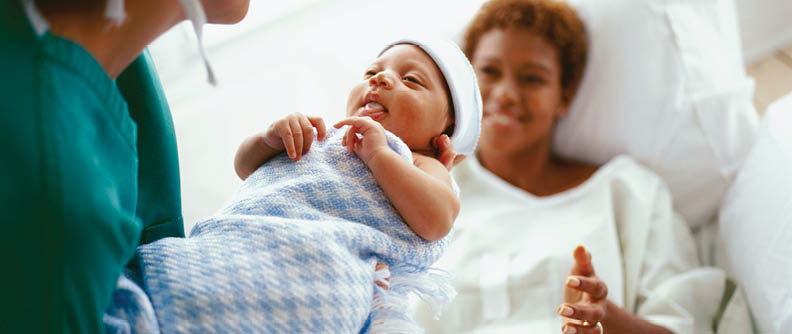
[380, 37, 483, 156]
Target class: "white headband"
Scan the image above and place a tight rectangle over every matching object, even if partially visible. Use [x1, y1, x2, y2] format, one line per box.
[380, 37, 483, 156]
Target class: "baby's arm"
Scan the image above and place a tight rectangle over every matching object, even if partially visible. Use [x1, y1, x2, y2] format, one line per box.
[234, 113, 326, 180]
[334, 117, 459, 241]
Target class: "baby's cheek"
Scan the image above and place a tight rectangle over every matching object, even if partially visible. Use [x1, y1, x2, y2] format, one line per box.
[345, 84, 366, 116]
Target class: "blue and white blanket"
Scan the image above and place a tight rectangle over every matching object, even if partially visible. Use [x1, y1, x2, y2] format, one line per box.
[131, 127, 455, 333]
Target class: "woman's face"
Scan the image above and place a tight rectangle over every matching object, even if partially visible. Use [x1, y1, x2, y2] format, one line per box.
[472, 28, 567, 155]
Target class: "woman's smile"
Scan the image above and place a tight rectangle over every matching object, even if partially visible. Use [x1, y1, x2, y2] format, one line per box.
[483, 104, 527, 130]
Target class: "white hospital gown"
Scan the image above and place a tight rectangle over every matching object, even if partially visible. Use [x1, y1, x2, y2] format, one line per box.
[415, 155, 740, 334]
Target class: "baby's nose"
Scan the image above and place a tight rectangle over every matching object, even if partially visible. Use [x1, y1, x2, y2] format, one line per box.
[369, 72, 393, 89]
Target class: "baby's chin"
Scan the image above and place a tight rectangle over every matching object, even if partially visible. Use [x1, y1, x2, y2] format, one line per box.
[350, 107, 387, 122]
[409, 147, 437, 157]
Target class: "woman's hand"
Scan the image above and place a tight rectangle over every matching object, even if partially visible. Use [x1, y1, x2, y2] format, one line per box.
[431, 134, 466, 171]
[262, 113, 326, 161]
[559, 245, 607, 334]
[333, 116, 391, 165]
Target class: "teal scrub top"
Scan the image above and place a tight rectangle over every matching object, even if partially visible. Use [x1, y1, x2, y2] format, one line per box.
[0, 1, 185, 333]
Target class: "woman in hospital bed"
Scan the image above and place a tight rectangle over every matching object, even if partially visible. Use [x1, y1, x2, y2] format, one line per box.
[415, 0, 738, 333]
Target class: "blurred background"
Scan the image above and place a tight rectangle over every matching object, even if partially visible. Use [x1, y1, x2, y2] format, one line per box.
[147, 0, 792, 233]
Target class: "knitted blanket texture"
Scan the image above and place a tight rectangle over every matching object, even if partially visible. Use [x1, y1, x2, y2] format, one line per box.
[134, 127, 454, 333]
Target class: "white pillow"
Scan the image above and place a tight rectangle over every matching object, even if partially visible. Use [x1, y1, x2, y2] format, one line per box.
[556, 0, 759, 228]
[717, 92, 792, 333]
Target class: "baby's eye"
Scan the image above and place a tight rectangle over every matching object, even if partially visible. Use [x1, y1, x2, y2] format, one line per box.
[364, 70, 377, 78]
[403, 76, 421, 85]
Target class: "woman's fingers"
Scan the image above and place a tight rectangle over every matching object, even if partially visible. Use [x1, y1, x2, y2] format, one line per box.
[557, 303, 605, 324]
[562, 321, 602, 334]
[571, 245, 595, 276]
[433, 134, 457, 170]
[452, 154, 467, 167]
[566, 275, 608, 300]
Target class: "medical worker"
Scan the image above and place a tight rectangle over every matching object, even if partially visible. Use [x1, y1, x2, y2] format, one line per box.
[0, 0, 248, 332]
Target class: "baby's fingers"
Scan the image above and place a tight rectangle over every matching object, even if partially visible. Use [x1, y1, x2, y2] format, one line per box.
[308, 116, 326, 141]
[277, 121, 297, 159]
[334, 116, 377, 131]
[344, 126, 358, 152]
[566, 275, 608, 300]
[298, 116, 314, 156]
[289, 117, 304, 160]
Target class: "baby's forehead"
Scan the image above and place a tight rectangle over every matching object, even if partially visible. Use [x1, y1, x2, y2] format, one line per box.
[373, 45, 442, 75]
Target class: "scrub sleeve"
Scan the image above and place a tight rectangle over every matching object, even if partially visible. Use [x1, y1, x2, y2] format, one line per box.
[0, 1, 185, 333]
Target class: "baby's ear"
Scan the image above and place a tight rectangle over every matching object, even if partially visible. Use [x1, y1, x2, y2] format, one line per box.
[442, 120, 455, 137]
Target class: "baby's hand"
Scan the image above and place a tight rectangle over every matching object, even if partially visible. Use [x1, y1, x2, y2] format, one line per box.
[431, 134, 466, 171]
[333, 116, 389, 165]
[263, 113, 326, 161]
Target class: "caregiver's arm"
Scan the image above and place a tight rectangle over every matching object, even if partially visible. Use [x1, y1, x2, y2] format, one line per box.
[334, 117, 458, 242]
[4, 1, 249, 333]
[234, 113, 326, 180]
[558, 246, 672, 334]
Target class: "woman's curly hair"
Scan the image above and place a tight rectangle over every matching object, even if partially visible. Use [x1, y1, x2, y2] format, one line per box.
[463, 0, 588, 102]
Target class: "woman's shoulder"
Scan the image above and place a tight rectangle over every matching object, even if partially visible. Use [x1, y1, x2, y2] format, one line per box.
[598, 155, 667, 187]
[551, 154, 672, 203]
[588, 155, 675, 207]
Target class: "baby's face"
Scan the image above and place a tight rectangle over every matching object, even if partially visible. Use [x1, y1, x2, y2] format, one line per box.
[346, 45, 452, 152]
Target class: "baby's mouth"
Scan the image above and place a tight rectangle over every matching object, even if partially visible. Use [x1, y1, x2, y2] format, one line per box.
[361, 101, 388, 120]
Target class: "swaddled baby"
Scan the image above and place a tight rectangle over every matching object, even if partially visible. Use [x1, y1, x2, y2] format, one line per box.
[119, 38, 482, 334]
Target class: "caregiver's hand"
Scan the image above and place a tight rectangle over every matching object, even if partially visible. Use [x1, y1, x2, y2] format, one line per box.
[334, 116, 389, 165]
[263, 113, 327, 161]
[431, 134, 466, 171]
[559, 245, 607, 334]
